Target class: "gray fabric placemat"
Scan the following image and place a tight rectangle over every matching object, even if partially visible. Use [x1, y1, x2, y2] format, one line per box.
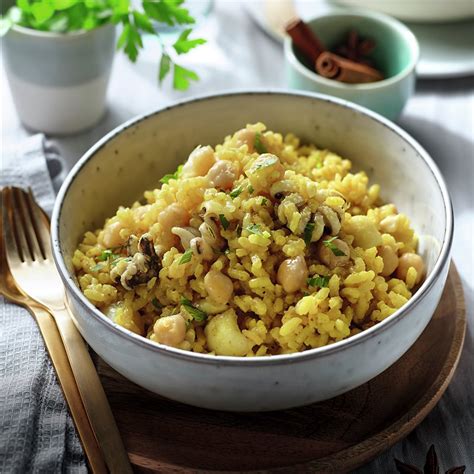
[0, 135, 86, 474]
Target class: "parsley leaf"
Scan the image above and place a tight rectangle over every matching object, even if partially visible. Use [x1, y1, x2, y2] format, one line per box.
[323, 236, 347, 256]
[151, 297, 163, 310]
[261, 197, 268, 206]
[143, 0, 195, 26]
[246, 223, 261, 234]
[30, 2, 54, 24]
[254, 132, 268, 154]
[173, 28, 206, 54]
[158, 53, 171, 83]
[91, 263, 105, 272]
[160, 164, 183, 184]
[179, 248, 193, 264]
[304, 222, 315, 245]
[117, 22, 142, 62]
[307, 275, 330, 288]
[219, 214, 230, 230]
[98, 249, 117, 261]
[248, 185, 254, 194]
[173, 63, 199, 90]
[230, 185, 243, 199]
[252, 154, 278, 171]
[1, 0, 206, 91]
[245, 224, 271, 238]
[133, 10, 155, 34]
[181, 297, 207, 322]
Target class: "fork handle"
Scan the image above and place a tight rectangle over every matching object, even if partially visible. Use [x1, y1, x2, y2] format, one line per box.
[51, 307, 133, 474]
[31, 306, 108, 474]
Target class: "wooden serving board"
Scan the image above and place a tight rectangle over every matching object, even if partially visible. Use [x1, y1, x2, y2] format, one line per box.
[97, 263, 466, 473]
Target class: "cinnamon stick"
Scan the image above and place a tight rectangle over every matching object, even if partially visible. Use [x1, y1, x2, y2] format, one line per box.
[315, 52, 384, 84]
[285, 18, 325, 64]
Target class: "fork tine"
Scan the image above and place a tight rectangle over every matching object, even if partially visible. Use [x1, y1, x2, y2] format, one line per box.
[3, 187, 26, 263]
[25, 188, 52, 259]
[12, 187, 43, 261]
[23, 188, 48, 260]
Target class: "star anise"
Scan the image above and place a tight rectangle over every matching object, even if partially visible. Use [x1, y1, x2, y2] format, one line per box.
[335, 29, 375, 66]
[394, 445, 466, 474]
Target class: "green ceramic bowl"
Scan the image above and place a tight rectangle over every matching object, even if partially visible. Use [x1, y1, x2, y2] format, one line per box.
[284, 10, 419, 120]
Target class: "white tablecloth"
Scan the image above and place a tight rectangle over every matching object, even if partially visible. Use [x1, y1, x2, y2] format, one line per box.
[1, 1, 473, 472]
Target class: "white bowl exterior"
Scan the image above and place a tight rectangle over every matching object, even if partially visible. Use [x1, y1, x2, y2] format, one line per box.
[53, 92, 452, 411]
[3, 25, 115, 134]
[66, 262, 448, 411]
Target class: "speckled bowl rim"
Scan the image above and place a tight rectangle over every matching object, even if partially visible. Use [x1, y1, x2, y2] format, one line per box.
[51, 90, 453, 367]
[284, 10, 420, 90]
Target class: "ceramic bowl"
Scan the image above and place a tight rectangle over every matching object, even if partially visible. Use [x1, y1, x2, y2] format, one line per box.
[284, 11, 419, 121]
[52, 91, 453, 412]
[2, 24, 115, 135]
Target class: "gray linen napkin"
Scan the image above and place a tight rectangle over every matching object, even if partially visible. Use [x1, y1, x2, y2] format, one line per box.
[0, 135, 86, 474]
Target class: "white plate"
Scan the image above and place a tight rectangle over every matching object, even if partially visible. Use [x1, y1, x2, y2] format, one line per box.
[405, 21, 474, 79]
[243, 0, 474, 79]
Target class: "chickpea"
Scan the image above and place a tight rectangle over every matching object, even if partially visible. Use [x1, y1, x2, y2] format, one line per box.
[153, 313, 187, 347]
[277, 256, 308, 293]
[204, 270, 234, 305]
[207, 160, 239, 190]
[378, 245, 399, 277]
[100, 221, 125, 248]
[181, 145, 216, 178]
[396, 253, 425, 284]
[317, 238, 350, 269]
[234, 128, 256, 152]
[158, 203, 190, 249]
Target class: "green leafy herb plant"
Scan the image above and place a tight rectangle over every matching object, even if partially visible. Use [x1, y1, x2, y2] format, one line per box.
[0, 0, 206, 90]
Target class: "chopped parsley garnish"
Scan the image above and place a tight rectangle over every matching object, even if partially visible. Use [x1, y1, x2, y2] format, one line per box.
[98, 249, 117, 261]
[261, 197, 268, 206]
[248, 185, 254, 194]
[160, 164, 183, 185]
[230, 185, 243, 199]
[246, 224, 270, 238]
[151, 298, 163, 310]
[246, 223, 261, 234]
[111, 256, 131, 267]
[179, 248, 193, 264]
[181, 297, 207, 322]
[219, 214, 230, 230]
[315, 161, 324, 169]
[307, 275, 330, 288]
[254, 132, 268, 154]
[252, 154, 278, 170]
[323, 236, 346, 256]
[304, 222, 315, 245]
[91, 263, 105, 272]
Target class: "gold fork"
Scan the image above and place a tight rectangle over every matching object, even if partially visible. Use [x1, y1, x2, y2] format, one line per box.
[0, 191, 107, 474]
[3, 187, 132, 474]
